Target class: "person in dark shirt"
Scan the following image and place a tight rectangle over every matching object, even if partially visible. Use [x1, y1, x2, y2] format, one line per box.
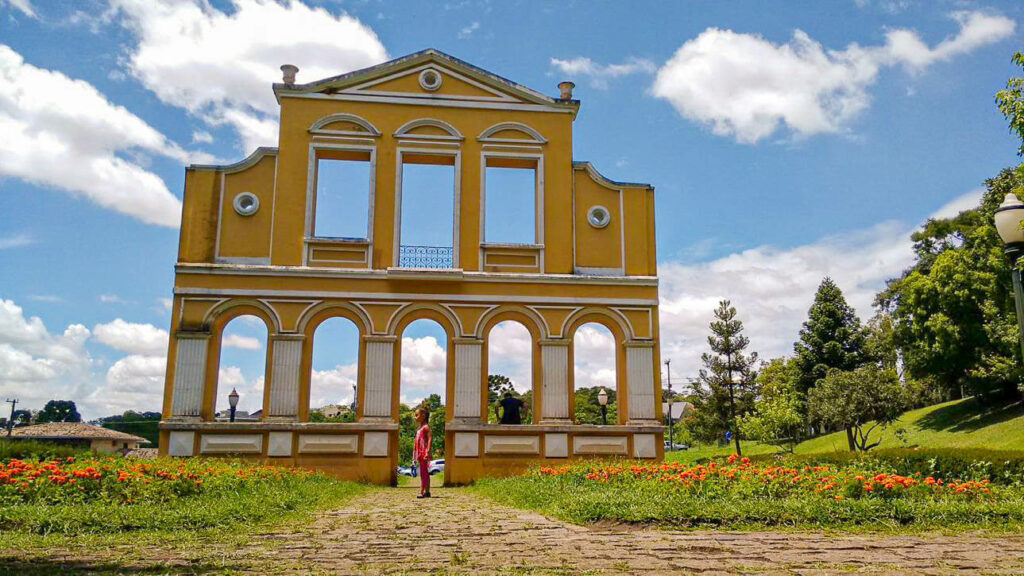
[495, 391, 528, 424]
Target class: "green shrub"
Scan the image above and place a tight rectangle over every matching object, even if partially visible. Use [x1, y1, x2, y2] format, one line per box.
[751, 448, 1024, 486]
[0, 439, 86, 461]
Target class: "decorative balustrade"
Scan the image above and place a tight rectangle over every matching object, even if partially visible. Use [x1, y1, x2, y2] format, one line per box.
[398, 245, 454, 269]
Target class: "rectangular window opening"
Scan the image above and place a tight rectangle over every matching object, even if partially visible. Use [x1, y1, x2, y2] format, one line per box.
[485, 158, 537, 245]
[399, 155, 456, 268]
[313, 150, 372, 240]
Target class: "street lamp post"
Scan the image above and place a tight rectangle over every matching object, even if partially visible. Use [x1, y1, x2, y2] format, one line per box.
[665, 359, 674, 452]
[228, 388, 240, 423]
[994, 193, 1024, 362]
[597, 388, 608, 425]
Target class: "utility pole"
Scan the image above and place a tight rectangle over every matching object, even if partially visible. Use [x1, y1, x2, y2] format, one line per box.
[665, 360, 673, 452]
[5, 398, 18, 437]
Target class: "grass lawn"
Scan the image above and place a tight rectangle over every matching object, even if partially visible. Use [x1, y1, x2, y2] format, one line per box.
[667, 397, 1024, 463]
[0, 455, 370, 571]
[795, 397, 1024, 454]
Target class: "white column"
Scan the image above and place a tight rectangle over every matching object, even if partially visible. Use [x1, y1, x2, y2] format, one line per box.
[626, 342, 657, 423]
[170, 332, 210, 419]
[453, 339, 483, 420]
[267, 335, 303, 419]
[540, 340, 570, 422]
[362, 336, 395, 419]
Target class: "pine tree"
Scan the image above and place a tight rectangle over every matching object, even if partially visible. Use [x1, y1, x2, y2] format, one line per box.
[793, 278, 866, 398]
[691, 300, 759, 456]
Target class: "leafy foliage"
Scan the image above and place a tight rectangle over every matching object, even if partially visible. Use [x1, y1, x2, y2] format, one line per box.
[573, 386, 617, 425]
[878, 168, 1024, 403]
[691, 301, 759, 454]
[793, 278, 866, 398]
[740, 358, 804, 452]
[35, 400, 81, 424]
[808, 366, 904, 451]
[995, 51, 1024, 156]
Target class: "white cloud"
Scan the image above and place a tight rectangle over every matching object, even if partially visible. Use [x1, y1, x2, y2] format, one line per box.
[399, 335, 446, 403]
[222, 334, 261, 350]
[92, 318, 169, 356]
[0, 233, 33, 250]
[0, 298, 94, 412]
[191, 130, 213, 144]
[310, 363, 358, 409]
[112, 0, 388, 151]
[90, 354, 166, 415]
[0, 45, 206, 227]
[214, 366, 264, 414]
[652, 11, 1015, 143]
[657, 190, 978, 388]
[99, 294, 131, 304]
[573, 324, 617, 391]
[458, 21, 480, 39]
[549, 56, 656, 89]
[487, 321, 533, 393]
[2, 0, 35, 18]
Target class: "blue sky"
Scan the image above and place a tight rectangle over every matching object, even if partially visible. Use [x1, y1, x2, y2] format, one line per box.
[0, 0, 1021, 418]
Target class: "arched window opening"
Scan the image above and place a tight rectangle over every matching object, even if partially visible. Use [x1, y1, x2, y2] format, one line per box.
[398, 319, 448, 476]
[309, 317, 360, 422]
[214, 315, 268, 421]
[573, 323, 617, 425]
[487, 320, 533, 424]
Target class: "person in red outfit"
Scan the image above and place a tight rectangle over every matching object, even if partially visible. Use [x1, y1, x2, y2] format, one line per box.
[413, 406, 432, 498]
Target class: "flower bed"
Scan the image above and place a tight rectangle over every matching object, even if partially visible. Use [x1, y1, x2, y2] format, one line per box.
[473, 454, 1024, 530]
[538, 454, 994, 501]
[0, 456, 364, 536]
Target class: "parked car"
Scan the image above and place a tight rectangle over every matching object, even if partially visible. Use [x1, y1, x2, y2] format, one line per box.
[397, 465, 416, 477]
[664, 441, 689, 451]
[428, 459, 445, 475]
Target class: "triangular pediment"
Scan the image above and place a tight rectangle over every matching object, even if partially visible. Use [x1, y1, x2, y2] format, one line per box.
[274, 49, 578, 113]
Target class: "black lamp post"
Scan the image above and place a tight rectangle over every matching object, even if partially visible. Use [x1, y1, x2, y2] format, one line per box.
[228, 388, 240, 423]
[994, 193, 1024, 362]
[665, 359, 674, 452]
[597, 388, 608, 425]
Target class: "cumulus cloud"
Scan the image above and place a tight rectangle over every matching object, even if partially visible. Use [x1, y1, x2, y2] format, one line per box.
[90, 354, 167, 415]
[222, 334, 261, 350]
[111, 0, 388, 151]
[549, 56, 656, 89]
[652, 11, 1015, 143]
[92, 319, 169, 356]
[214, 367, 264, 414]
[488, 321, 533, 392]
[399, 335, 447, 403]
[0, 45, 207, 227]
[657, 191, 979, 388]
[0, 298, 93, 411]
[458, 21, 480, 39]
[310, 363, 358, 409]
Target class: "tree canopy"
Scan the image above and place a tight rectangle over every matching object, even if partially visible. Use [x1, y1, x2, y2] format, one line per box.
[35, 400, 81, 424]
[793, 278, 866, 398]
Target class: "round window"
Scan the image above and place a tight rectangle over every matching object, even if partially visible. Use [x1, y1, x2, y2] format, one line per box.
[233, 192, 260, 216]
[419, 69, 442, 92]
[587, 205, 611, 229]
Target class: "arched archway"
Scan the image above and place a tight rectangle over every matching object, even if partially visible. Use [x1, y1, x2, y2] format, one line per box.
[308, 317, 361, 422]
[485, 320, 534, 423]
[209, 314, 269, 421]
[566, 312, 628, 424]
[395, 317, 450, 484]
[572, 322, 618, 425]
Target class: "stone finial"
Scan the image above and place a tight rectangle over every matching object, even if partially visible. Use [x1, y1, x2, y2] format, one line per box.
[558, 81, 575, 100]
[280, 64, 299, 84]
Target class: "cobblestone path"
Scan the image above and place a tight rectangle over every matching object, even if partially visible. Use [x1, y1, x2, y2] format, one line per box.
[248, 486, 1024, 574]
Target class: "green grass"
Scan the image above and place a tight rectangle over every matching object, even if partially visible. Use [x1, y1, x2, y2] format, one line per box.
[668, 397, 1024, 463]
[795, 398, 1024, 455]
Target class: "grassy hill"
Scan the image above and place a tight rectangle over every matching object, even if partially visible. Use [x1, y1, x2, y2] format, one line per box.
[667, 397, 1024, 462]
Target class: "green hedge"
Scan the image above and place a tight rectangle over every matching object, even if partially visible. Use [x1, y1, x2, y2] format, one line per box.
[0, 439, 87, 461]
[748, 448, 1024, 485]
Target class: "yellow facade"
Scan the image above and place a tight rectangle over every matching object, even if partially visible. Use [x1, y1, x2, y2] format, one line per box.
[160, 49, 663, 485]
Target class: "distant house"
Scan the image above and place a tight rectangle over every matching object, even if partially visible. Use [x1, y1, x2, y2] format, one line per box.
[213, 409, 262, 421]
[9, 422, 150, 454]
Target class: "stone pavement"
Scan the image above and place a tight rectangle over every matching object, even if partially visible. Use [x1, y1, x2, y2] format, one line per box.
[248, 485, 1024, 574]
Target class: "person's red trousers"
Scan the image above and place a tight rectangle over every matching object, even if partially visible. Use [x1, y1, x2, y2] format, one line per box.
[418, 458, 430, 492]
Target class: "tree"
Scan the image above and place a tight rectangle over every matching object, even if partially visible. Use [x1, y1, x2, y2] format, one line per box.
[487, 374, 514, 404]
[739, 358, 803, 452]
[995, 51, 1024, 156]
[35, 400, 81, 423]
[573, 386, 617, 425]
[878, 168, 1024, 403]
[808, 366, 903, 451]
[690, 300, 759, 455]
[793, 278, 866, 400]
